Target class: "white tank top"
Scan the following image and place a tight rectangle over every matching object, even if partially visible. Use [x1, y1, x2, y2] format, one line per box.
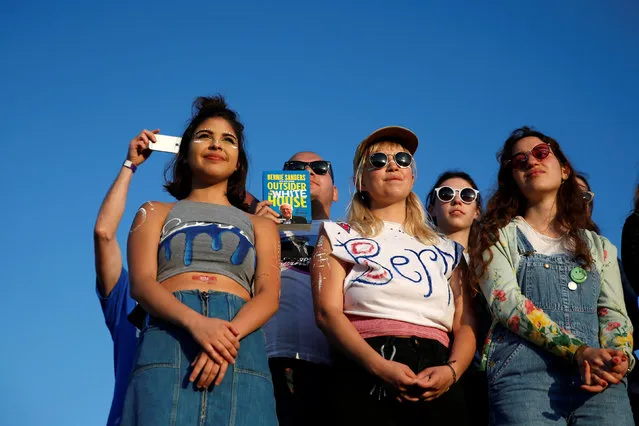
[322, 221, 464, 332]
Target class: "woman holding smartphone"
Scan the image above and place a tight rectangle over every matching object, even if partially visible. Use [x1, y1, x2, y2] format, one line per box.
[121, 96, 280, 426]
[310, 127, 476, 426]
[470, 127, 633, 425]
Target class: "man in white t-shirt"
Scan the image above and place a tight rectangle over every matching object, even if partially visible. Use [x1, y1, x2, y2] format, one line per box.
[255, 152, 338, 426]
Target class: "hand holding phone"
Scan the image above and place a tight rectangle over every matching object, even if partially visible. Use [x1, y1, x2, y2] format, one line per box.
[150, 134, 182, 154]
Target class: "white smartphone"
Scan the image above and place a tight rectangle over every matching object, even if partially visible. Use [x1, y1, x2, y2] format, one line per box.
[150, 134, 182, 154]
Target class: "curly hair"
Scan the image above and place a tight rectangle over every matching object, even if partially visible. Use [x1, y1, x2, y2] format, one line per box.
[164, 95, 249, 211]
[468, 127, 599, 292]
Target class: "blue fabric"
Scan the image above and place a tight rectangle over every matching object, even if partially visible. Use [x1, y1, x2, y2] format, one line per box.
[120, 290, 278, 426]
[97, 268, 138, 426]
[486, 229, 633, 425]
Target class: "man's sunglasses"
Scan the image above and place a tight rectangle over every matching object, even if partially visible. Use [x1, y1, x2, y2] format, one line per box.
[368, 152, 413, 170]
[283, 160, 334, 180]
[582, 191, 594, 204]
[506, 143, 552, 170]
[434, 186, 479, 204]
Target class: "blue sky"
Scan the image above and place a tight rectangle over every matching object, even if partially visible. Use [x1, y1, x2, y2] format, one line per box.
[1, 1, 638, 425]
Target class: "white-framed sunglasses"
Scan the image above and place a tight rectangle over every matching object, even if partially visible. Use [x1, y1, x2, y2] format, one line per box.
[434, 186, 479, 204]
[583, 191, 594, 204]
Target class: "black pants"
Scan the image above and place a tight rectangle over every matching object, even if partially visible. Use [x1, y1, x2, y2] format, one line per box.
[269, 357, 334, 426]
[332, 336, 468, 426]
[460, 366, 489, 426]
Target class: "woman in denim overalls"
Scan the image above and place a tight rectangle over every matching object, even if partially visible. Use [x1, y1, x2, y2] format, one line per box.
[470, 127, 634, 425]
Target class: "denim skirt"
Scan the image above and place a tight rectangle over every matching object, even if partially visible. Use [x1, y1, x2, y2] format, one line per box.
[120, 290, 278, 426]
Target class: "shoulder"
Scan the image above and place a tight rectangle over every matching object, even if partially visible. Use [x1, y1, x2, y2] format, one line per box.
[322, 221, 360, 240]
[130, 201, 175, 232]
[136, 200, 174, 218]
[490, 221, 518, 251]
[434, 235, 460, 252]
[250, 214, 279, 237]
[584, 231, 617, 263]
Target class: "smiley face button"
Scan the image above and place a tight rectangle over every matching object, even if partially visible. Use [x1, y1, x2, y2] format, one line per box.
[570, 267, 587, 284]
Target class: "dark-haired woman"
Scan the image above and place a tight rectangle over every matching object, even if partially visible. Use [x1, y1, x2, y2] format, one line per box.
[121, 96, 280, 425]
[426, 171, 481, 254]
[426, 171, 489, 426]
[470, 127, 634, 425]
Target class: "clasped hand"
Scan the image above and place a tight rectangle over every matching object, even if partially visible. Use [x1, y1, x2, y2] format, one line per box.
[374, 359, 455, 403]
[187, 315, 241, 389]
[576, 346, 628, 393]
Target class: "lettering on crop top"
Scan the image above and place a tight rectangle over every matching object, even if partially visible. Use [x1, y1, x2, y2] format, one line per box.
[160, 219, 254, 266]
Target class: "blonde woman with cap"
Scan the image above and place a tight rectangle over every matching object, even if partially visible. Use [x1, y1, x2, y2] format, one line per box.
[310, 127, 476, 426]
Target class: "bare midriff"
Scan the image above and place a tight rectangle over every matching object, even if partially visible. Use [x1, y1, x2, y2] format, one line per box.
[160, 272, 251, 302]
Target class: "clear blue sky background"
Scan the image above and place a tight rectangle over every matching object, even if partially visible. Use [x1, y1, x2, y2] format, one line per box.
[1, 1, 637, 425]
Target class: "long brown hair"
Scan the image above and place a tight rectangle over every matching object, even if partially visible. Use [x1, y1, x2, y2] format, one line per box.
[469, 127, 599, 291]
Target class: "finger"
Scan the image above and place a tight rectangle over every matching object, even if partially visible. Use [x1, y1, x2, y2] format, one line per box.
[223, 339, 239, 359]
[610, 361, 628, 375]
[582, 360, 592, 385]
[189, 354, 208, 383]
[197, 360, 215, 388]
[224, 329, 241, 349]
[201, 362, 221, 389]
[224, 322, 240, 336]
[590, 372, 609, 388]
[400, 393, 420, 402]
[214, 362, 229, 386]
[594, 369, 619, 385]
[599, 350, 614, 364]
[264, 207, 280, 218]
[580, 384, 605, 393]
[213, 342, 236, 364]
[143, 129, 158, 142]
[420, 389, 438, 400]
[203, 345, 224, 364]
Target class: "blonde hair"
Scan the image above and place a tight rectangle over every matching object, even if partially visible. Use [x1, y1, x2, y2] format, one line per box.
[347, 141, 439, 245]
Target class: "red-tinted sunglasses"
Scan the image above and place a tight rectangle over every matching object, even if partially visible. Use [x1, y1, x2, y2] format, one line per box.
[506, 143, 552, 170]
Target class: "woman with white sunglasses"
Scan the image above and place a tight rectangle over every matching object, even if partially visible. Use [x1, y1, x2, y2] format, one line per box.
[310, 127, 476, 425]
[426, 171, 482, 255]
[426, 171, 489, 426]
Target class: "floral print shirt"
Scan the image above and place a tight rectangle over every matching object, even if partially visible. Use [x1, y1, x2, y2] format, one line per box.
[479, 222, 634, 370]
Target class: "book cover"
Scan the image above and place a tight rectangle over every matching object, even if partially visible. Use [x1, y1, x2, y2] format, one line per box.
[262, 170, 311, 225]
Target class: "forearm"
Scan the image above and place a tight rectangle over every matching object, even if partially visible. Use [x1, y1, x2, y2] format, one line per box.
[94, 167, 134, 238]
[448, 325, 476, 378]
[230, 289, 279, 339]
[317, 310, 385, 375]
[599, 236, 635, 369]
[483, 266, 584, 361]
[131, 279, 201, 330]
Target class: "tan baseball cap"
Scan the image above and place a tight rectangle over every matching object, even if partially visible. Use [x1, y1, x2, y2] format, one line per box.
[353, 126, 419, 171]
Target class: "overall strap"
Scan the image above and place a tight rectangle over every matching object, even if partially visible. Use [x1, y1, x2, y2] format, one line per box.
[515, 227, 535, 256]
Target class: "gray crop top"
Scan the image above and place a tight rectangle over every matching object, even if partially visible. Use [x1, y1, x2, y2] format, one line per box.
[157, 200, 256, 294]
